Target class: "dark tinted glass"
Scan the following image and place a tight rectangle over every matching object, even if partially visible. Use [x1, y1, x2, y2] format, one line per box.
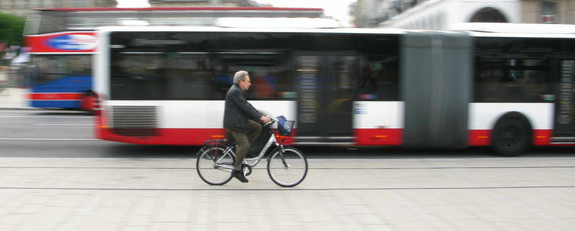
[474, 37, 556, 102]
[30, 54, 91, 86]
[109, 32, 399, 101]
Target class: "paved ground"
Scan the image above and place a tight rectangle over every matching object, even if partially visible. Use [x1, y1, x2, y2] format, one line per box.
[1, 85, 574, 230]
[0, 157, 574, 231]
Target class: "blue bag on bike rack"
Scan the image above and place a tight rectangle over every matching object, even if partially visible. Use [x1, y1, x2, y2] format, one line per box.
[277, 115, 293, 136]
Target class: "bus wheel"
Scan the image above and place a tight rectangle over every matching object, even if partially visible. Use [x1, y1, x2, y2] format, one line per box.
[491, 116, 531, 157]
[80, 92, 96, 114]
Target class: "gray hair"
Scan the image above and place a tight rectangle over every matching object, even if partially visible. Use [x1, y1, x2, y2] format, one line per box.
[233, 70, 249, 84]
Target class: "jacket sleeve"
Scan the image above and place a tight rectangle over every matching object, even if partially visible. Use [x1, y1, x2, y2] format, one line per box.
[229, 89, 262, 121]
[247, 103, 262, 119]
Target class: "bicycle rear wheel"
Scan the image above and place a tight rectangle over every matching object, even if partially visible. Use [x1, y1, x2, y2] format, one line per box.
[197, 146, 235, 185]
[267, 147, 308, 187]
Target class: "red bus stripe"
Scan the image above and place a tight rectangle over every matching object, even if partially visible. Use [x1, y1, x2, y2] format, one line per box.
[96, 127, 295, 146]
[29, 93, 83, 100]
[96, 127, 570, 147]
[468, 129, 554, 146]
[355, 129, 402, 146]
[97, 128, 405, 146]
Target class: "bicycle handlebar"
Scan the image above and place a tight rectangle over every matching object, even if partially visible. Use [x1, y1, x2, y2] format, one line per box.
[263, 117, 275, 127]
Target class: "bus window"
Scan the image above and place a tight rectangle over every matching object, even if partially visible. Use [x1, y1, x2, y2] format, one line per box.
[111, 52, 164, 100]
[516, 59, 552, 102]
[31, 55, 91, 86]
[355, 55, 399, 101]
[249, 68, 296, 100]
[36, 11, 67, 34]
[475, 57, 552, 102]
[212, 51, 295, 100]
[164, 52, 212, 100]
[351, 34, 400, 101]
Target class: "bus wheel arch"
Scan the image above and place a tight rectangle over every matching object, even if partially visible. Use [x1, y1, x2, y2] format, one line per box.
[80, 91, 97, 114]
[491, 112, 533, 157]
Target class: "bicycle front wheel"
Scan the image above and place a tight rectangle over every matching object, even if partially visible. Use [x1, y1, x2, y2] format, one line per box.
[197, 146, 235, 185]
[267, 147, 308, 187]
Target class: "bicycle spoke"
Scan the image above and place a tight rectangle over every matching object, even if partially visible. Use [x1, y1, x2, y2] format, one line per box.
[267, 147, 308, 187]
[280, 157, 290, 169]
[197, 146, 235, 185]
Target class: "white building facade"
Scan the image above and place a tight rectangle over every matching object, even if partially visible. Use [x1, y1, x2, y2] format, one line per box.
[362, 0, 575, 29]
[377, 0, 521, 29]
[0, 0, 116, 17]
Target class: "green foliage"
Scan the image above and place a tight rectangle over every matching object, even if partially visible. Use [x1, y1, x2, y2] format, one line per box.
[0, 13, 25, 47]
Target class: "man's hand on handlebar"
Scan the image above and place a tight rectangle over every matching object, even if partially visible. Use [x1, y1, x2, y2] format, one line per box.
[260, 115, 272, 124]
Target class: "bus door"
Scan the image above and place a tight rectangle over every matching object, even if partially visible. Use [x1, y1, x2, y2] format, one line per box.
[553, 59, 575, 139]
[295, 54, 357, 143]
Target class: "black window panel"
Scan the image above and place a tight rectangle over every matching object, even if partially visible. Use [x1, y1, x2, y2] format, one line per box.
[349, 55, 399, 101]
[564, 39, 575, 53]
[164, 52, 213, 100]
[110, 51, 165, 100]
[109, 32, 399, 101]
[351, 35, 400, 101]
[30, 54, 91, 86]
[474, 37, 557, 102]
[475, 37, 561, 55]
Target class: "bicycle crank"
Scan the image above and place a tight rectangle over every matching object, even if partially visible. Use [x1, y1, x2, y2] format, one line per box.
[242, 164, 253, 176]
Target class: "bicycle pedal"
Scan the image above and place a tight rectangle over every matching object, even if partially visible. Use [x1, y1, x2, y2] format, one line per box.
[242, 165, 252, 176]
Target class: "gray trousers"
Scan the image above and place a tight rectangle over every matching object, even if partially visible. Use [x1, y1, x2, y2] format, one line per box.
[228, 120, 262, 171]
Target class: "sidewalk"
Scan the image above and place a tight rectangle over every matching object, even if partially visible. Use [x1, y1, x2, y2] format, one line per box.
[0, 157, 574, 231]
[0, 87, 29, 109]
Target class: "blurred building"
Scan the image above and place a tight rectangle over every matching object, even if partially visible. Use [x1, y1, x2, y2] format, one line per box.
[354, 0, 575, 28]
[149, 0, 258, 7]
[522, 0, 575, 23]
[0, 0, 116, 17]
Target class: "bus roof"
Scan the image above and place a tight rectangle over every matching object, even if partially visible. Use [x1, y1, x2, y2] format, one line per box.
[25, 7, 329, 35]
[35, 7, 324, 12]
[96, 23, 575, 39]
[215, 17, 340, 29]
[97, 25, 405, 35]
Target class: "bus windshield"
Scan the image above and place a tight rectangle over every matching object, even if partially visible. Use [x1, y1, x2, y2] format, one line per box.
[30, 55, 91, 86]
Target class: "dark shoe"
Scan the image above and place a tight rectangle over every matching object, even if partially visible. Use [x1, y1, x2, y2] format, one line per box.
[232, 170, 249, 183]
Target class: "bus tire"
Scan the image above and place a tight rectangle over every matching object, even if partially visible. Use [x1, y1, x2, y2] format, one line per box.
[80, 92, 97, 114]
[491, 113, 532, 157]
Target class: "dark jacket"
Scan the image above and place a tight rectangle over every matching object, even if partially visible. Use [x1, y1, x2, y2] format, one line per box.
[224, 84, 262, 133]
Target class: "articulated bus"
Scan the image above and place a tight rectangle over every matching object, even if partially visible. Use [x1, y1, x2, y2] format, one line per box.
[94, 24, 575, 156]
[23, 7, 325, 112]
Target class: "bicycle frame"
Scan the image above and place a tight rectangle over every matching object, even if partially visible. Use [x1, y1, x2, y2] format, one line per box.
[213, 130, 284, 171]
[244, 133, 281, 165]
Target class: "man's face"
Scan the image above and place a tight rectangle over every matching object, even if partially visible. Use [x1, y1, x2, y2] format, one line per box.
[239, 75, 251, 91]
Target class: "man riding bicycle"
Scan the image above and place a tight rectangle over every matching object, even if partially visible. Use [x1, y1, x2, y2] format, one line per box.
[223, 70, 271, 183]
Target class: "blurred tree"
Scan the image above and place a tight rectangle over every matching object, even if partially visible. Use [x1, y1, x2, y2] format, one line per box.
[0, 13, 25, 47]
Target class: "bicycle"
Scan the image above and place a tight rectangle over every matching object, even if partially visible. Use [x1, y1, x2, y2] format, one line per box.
[196, 117, 308, 187]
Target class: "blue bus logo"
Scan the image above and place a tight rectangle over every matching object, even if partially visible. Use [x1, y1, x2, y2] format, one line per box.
[47, 34, 97, 51]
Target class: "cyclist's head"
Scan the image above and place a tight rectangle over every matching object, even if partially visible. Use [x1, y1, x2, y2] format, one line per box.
[233, 70, 251, 91]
